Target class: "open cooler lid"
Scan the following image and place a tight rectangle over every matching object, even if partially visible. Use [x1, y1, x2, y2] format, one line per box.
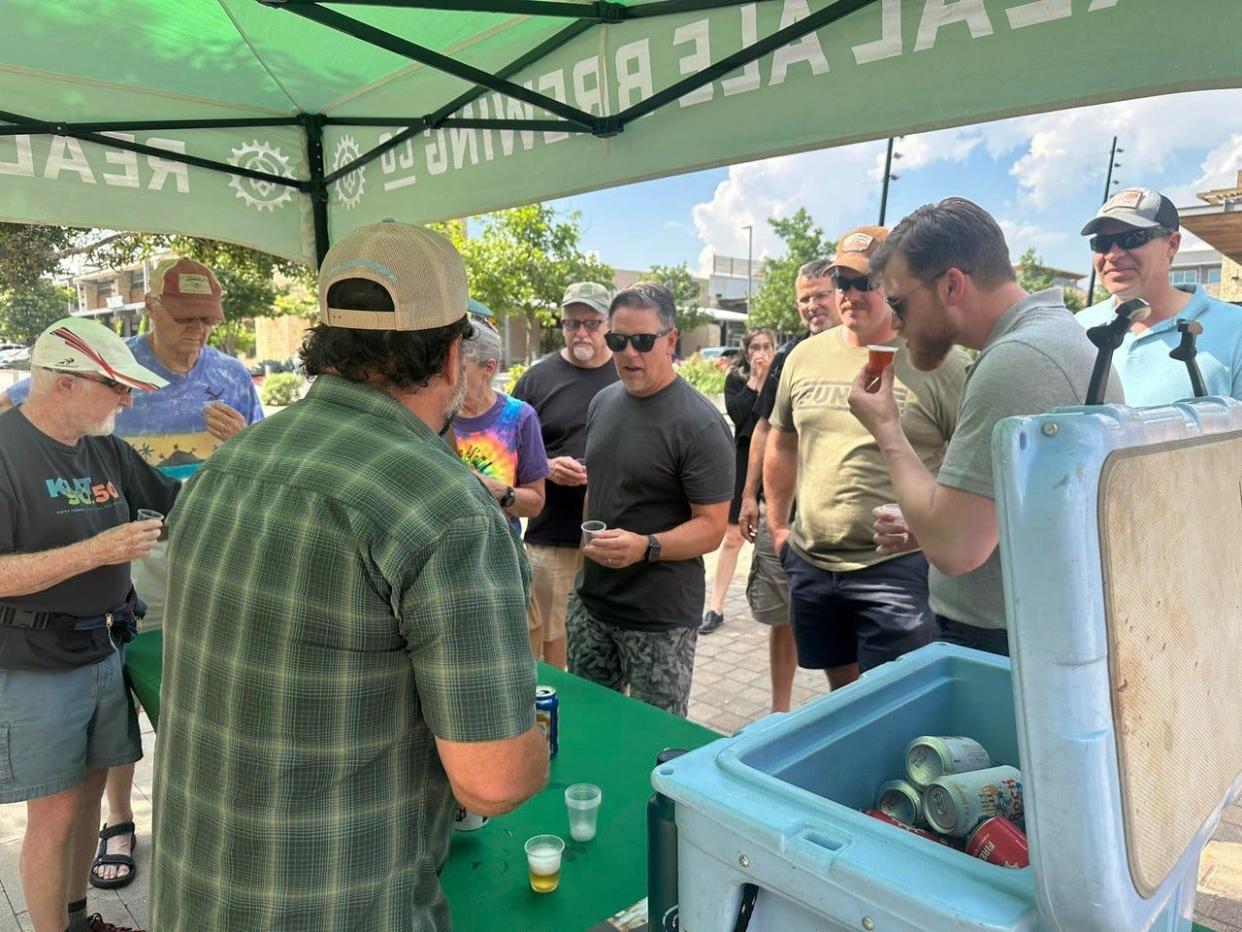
[993, 397, 1242, 929]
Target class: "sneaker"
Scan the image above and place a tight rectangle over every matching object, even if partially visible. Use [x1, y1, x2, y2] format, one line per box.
[82, 914, 144, 932]
[699, 610, 724, 634]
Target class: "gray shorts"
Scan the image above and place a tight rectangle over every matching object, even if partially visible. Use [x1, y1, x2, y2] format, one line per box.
[746, 507, 790, 627]
[0, 649, 142, 803]
[566, 592, 697, 718]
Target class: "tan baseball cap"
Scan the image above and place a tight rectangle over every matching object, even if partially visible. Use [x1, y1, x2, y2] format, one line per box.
[830, 226, 889, 276]
[150, 258, 224, 323]
[32, 317, 168, 391]
[561, 281, 611, 316]
[319, 221, 468, 331]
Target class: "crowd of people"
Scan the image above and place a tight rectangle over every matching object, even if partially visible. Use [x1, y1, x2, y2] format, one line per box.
[1, 185, 1239, 931]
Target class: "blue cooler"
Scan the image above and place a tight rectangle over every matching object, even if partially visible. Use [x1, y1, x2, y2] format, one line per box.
[653, 398, 1242, 931]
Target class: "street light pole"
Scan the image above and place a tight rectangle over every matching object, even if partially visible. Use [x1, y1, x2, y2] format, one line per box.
[1085, 136, 1122, 306]
[879, 137, 896, 226]
[742, 224, 753, 312]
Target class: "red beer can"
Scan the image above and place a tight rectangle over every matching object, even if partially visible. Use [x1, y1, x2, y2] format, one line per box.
[863, 809, 954, 847]
[965, 817, 1029, 868]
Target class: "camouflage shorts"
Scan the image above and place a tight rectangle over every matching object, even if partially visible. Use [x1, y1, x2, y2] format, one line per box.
[566, 592, 697, 718]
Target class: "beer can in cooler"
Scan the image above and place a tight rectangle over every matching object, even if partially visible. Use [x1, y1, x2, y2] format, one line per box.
[875, 779, 924, 826]
[535, 685, 559, 757]
[966, 817, 1029, 868]
[923, 765, 1023, 837]
[862, 809, 953, 847]
[453, 803, 488, 832]
[905, 736, 992, 788]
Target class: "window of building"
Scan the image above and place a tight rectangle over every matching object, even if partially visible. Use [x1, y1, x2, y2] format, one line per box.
[1169, 269, 1199, 285]
[1206, 267, 1222, 284]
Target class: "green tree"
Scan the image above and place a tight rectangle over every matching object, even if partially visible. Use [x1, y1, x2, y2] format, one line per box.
[644, 262, 711, 334]
[1016, 247, 1085, 312]
[0, 280, 74, 343]
[748, 208, 836, 333]
[457, 205, 613, 362]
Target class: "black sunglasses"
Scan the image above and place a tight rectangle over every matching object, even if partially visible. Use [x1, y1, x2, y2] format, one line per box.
[60, 371, 133, 396]
[831, 271, 877, 293]
[1089, 227, 1169, 254]
[604, 328, 673, 353]
[885, 269, 952, 320]
[561, 318, 604, 332]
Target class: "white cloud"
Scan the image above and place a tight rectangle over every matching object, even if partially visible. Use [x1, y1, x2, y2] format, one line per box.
[691, 89, 1242, 273]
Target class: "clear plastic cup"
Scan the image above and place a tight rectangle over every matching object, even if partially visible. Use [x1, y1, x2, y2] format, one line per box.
[525, 834, 564, 893]
[136, 509, 164, 523]
[581, 520, 606, 546]
[565, 783, 602, 842]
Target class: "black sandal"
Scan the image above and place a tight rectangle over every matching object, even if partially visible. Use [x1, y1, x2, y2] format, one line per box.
[88, 821, 137, 890]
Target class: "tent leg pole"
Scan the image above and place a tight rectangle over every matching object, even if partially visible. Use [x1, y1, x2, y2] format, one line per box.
[303, 113, 331, 267]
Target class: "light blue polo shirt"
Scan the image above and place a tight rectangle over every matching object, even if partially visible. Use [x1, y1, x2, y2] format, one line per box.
[1077, 285, 1242, 406]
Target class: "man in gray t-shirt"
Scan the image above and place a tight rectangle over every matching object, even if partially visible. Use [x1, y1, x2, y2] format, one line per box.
[570, 283, 734, 716]
[847, 198, 1123, 656]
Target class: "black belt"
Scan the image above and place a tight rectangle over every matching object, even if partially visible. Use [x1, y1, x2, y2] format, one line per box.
[0, 601, 130, 632]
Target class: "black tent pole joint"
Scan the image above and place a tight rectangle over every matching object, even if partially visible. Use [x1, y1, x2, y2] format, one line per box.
[301, 113, 331, 268]
[1169, 319, 1208, 398]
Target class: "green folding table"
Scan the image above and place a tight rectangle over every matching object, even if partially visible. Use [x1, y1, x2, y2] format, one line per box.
[123, 629, 719, 931]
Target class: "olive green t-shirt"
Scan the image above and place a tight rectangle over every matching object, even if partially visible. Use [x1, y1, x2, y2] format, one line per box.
[770, 327, 968, 571]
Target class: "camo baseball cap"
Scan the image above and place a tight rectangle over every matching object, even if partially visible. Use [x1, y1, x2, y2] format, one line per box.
[561, 282, 611, 316]
[319, 220, 468, 331]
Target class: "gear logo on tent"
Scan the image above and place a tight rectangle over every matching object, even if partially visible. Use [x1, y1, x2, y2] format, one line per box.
[227, 140, 296, 212]
[332, 136, 366, 210]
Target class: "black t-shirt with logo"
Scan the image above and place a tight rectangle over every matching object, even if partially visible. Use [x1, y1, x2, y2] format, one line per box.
[512, 352, 619, 547]
[0, 408, 179, 667]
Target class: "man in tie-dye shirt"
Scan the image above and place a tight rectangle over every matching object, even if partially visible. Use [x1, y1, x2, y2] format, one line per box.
[455, 323, 548, 536]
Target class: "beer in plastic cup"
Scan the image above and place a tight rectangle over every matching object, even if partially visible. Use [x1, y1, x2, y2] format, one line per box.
[865, 344, 897, 392]
[581, 520, 606, 546]
[565, 783, 602, 842]
[525, 834, 564, 893]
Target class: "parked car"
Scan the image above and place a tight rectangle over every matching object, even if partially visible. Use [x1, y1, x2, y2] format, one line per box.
[0, 344, 30, 368]
[695, 346, 740, 370]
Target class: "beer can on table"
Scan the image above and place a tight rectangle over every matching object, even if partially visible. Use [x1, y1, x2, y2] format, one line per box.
[875, 779, 924, 826]
[535, 685, 559, 757]
[453, 803, 488, 832]
[966, 817, 1030, 868]
[862, 809, 953, 847]
[924, 765, 1023, 837]
[905, 736, 992, 788]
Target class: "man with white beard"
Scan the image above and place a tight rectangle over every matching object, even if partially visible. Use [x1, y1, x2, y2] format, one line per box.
[0, 317, 176, 932]
[512, 282, 619, 667]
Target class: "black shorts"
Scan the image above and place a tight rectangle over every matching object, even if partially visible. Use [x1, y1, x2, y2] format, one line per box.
[780, 546, 935, 672]
[727, 440, 749, 526]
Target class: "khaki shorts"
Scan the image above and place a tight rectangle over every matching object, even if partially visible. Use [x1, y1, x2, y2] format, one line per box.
[525, 543, 581, 654]
[746, 506, 790, 627]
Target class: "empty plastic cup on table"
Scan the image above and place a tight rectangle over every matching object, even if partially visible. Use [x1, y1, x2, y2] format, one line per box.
[565, 783, 603, 842]
[525, 834, 565, 893]
[581, 520, 606, 546]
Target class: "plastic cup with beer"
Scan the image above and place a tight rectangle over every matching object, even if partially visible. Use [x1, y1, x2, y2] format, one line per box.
[525, 834, 565, 893]
[865, 344, 897, 393]
[565, 783, 602, 842]
[581, 520, 606, 546]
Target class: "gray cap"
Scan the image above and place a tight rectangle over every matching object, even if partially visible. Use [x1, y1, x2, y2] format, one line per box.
[561, 281, 611, 316]
[1081, 187, 1180, 236]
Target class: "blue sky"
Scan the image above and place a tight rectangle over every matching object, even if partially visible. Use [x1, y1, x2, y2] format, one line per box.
[549, 88, 1242, 284]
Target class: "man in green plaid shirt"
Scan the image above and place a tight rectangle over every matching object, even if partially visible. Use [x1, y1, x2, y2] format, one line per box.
[151, 222, 549, 931]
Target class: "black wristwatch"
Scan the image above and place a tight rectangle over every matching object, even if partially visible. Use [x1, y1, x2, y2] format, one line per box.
[645, 533, 661, 563]
[499, 486, 516, 508]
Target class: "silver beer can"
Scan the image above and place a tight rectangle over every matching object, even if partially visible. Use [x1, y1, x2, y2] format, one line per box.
[875, 779, 924, 826]
[923, 765, 1023, 837]
[905, 736, 992, 788]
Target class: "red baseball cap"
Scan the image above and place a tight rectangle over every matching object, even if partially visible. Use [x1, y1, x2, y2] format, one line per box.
[151, 258, 225, 323]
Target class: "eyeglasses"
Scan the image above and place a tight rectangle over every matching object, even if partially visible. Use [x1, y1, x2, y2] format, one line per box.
[61, 371, 133, 396]
[1088, 227, 1169, 254]
[831, 272, 877, 293]
[604, 328, 673, 353]
[885, 269, 951, 320]
[561, 318, 604, 333]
